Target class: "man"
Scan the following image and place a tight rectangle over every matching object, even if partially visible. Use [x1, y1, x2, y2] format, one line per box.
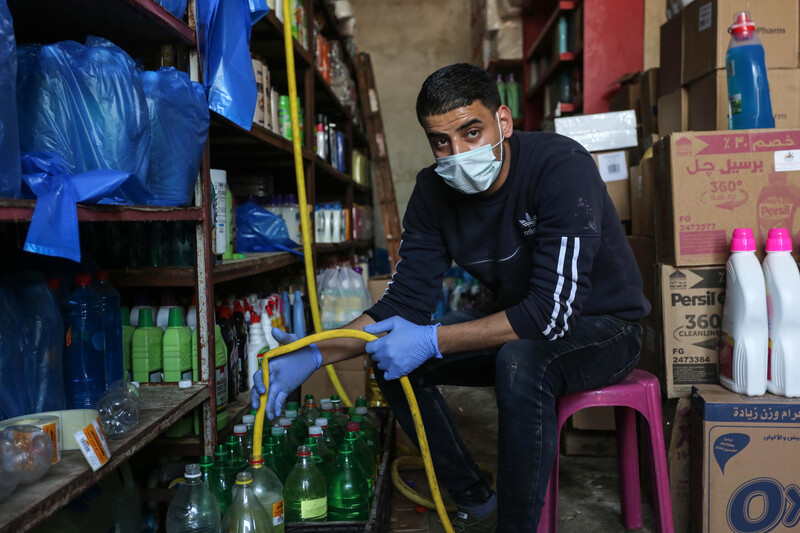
[252, 63, 650, 531]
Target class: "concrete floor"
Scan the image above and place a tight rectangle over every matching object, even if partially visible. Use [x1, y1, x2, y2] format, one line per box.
[388, 386, 655, 532]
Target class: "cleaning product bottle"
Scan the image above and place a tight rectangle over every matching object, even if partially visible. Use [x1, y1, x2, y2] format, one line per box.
[284, 445, 327, 522]
[762, 228, 800, 397]
[726, 12, 774, 129]
[720, 228, 769, 396]
[247, 456, 285, 532]
[496, 75, 507, 107]
[163, 308, 192, 382]
[247, 314, 268, 389]
[262, 435, 292, 483]
[327, 441, 370, 521]
[293, 290, 306, 338]
[120, 307, 134, 381]
[132, 308, 164, 383]
[302, 436, 331, 481]
[94, 271, 124, 388]
[756, 170, 800, 246]
[232, 301, 249, 392]
[354, 407, 380, 455]
[157, 291, 179, 332]
[366, 368, 388, 407]
[263, 303, 280, 350]
[65, 274, 107, 408]
[221, 471, 274, 533]
[165, 463, 221, 533]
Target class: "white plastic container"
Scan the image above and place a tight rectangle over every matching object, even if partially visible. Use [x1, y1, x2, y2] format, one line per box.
[720, 228, 769, 396]
[247, 314, 268, 389]
[210, 169, 228, 256]
[186, 305, 198, 332]
[331, 204, 342, 243]
[315, 204, 327, 244]
[762, 228, 800, 397]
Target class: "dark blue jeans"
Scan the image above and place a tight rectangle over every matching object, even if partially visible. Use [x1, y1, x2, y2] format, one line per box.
[373, 310, 642, 532]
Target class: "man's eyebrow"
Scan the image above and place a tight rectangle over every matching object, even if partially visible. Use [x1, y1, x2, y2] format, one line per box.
[426, 118, 483, 138]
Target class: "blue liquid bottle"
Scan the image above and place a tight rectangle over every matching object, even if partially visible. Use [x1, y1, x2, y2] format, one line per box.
[65, 274, 106, 408]
[94, 271, 124, 388]
[726, 11, 774, 130]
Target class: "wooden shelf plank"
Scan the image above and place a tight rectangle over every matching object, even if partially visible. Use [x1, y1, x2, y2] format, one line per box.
[0, 384, 209, 533]
[0, 200, 204, 223]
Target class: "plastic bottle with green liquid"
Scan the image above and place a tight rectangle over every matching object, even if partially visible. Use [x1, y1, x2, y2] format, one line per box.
[315, 417, 341, 451]
[319, 412, 344, 447]
[221, 471, 274, 533]
[345, 423, 375, 495]
[271, 423, 295, 466]
[327, 442, 370, 520]
[227, 427, 249, 473]
[262, 436, 292, 483]
[132, 308, 163, 382]
[351, 415, 379, 467]
[301, 394, 320, 427]
[284, 446, 327, 523]
[303, 436, 333, 479]
[279, 417, 301, 453]
[247, 456, 285, 533]
[308, 426, 336, 471]
[199, 455, 232, 520]
[329, 395, 350, 434]
[210, 446, 235, 516]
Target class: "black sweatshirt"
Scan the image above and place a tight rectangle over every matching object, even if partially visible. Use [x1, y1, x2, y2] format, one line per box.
[365, 131, 650, 340]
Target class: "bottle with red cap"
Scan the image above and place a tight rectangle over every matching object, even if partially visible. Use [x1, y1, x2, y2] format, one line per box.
[720, 229, 768, 395]
[344, 421, 375, 495]
[247, 313, 268, 389]
[762, 228, 800, 397]
[726, 11, 774, 129]
[65, 274, 106, 408]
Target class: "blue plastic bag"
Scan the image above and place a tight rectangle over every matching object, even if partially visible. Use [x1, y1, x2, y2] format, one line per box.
[0, 0, 21, 198]
[155, 0, 188, 19]
[21, 152, 153, 262]
[197, 0, 267, 129]
[17, 37, 151, 188]
[139, 68, 209, 206]
[236, 201, 302, 255]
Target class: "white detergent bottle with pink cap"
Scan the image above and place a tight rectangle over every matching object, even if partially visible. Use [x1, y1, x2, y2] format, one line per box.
[762, 228, 800, 397]
[720, 228, 768, 396]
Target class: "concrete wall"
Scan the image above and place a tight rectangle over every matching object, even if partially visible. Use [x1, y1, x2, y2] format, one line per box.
[350, 0, 472, 246]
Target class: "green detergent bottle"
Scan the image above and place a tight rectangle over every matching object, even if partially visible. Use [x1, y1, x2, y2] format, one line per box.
[192, 324, 230, 433]
[163, 307, 193, 437]
[121, 306, 134, 381]
[132, 308, 163, 382]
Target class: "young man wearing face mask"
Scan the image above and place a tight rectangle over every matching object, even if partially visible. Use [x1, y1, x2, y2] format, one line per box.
[252, 63, 650, 531]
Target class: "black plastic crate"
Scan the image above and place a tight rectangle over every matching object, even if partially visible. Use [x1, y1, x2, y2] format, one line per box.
[286, 407, 396, 533]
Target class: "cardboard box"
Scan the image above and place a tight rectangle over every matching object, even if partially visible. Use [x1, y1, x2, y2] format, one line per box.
[631, 156, 656, 237]
[626, 235, 656, 308]
[555, 110, 637, 135]
[668, 397, 691, 533]
[641, 69, 660, 138]
[653, 130, 800, 266]
[302, 356, 368, 400]
[571, 407, 616, 431]
[659, 12, 683, 97]
[687, 68, 800, 131]
[367, 275, 391, 306]
[644, 0, 668, 70]
[609, 72, 643, 121]
[653, 265, 725, 398]
[682, 0, 800, 85]
[591, 150, 631, 221]
[657, 88, 688, 137]
[690, 385, 800, 532]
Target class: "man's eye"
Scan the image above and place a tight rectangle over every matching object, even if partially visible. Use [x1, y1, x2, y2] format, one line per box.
[466, 129, 480, 139]
[435, 138, 448, 148]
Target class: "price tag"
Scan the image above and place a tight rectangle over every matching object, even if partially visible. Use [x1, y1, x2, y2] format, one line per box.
[596, 151, 628, 182]
[774, 150, 800, 172]
[73, 417, 111, 471]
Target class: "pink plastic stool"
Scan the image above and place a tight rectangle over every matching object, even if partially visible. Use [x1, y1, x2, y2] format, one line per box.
[536, 369, 674, 533]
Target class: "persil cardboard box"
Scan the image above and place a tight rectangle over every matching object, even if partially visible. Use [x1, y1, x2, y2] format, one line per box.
[691, 385, 800, 533]
[653, 130, 800, 266]
[646, 265, 726, 398]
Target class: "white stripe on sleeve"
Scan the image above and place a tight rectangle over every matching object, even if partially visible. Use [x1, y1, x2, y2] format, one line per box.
[542, 236, 568, 337]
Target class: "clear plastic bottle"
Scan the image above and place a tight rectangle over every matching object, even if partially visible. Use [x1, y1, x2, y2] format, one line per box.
[247, 456, 285, 532]
[303, 436, 331, 480]
[199, 455, 230, 518]
[165, 463, 221, 533]
[3, 425, 55, 484]
[96, 380, 140, 438]
[327, 442, 370, 521]
[94, 271, 124, 388]
[315, 417, 341, 450]
[308, 426, 336, 469]
[0, 431, 23, 498]
[329, 395, 350, 433]
[726, 12, 774, 129]
[65, 274, 107, 408]
[284, 445, 327, 522]
[222, 471, 274, 533]
[227, 427, 250, 473]
[301, 394, 321, 426]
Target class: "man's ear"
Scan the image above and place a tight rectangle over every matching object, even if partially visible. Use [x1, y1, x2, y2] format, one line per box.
[497, 105, 514, 139]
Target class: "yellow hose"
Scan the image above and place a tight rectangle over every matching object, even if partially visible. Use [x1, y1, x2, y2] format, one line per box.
[252, 329, 454, 533]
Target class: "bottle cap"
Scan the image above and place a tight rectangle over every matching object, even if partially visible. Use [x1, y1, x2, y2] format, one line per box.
[346, 421, 360, 432]
[304, 394, 315, 401]
[121, 307, 131, 327]
[46, 278, 60, 290]
[233, 424, 247, 435]
[729, 11, 756, 39]
[168, 307, 184, 327]
[286, 401, 299, 410]
[309, 425, 322, 436]
[766, 228, 792, 252]
[75, 274, 92, 287]
[297, 445, 311, 457]
[315, 417, 328, 428]
[138, 308, 154, 328]
[251, 313, 261, 324]
[272, 425, 285, 436]
[320, 400, 332, 411]
[236, 471, 253, 485]
[731, 228, 757, 252]
[285, 409, 298, 418]
[95, 270, 110, 281]
[279, 417, 292, 428]
[184, 463, 201, 479]
[355, 406, 368, 415]
[242, 414, 255, 425]
[178, 380, 192, 388]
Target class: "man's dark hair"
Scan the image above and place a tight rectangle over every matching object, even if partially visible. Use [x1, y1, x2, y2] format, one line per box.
[415, 63, 501, 124]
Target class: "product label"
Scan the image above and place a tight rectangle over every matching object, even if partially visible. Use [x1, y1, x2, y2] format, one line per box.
[698, 3, 712, 31]
[300, 497, 327, 519]
[719, 332, 734, 380]
[774, 150, 800, 172]
[679, 230, 728, 257]
[216, 365, 228, 412]
[41, 421, 59, 463]
[273, 500, 285, 525]
[729, 93, 743, 116]
[596, 151, 628, 183]
[74, 418, 111, 471]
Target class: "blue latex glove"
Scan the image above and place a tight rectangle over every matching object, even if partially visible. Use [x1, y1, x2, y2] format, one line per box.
[364, 316, 442, 380]
[250, 328, 322, 419]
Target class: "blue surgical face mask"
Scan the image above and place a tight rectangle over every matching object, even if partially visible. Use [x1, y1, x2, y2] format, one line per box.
[434, 114, 505, 194]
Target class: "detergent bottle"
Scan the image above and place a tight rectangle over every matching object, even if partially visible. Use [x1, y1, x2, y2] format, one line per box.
[247, 314, 268, 389]
[720, 228, 768, 395]
[726, 12, 774, 129]
[762, 229, 800, 397]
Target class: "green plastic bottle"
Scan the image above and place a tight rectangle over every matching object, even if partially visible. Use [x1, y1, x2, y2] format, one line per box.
[211, 446, 235, 515]
[351, 415, 379, 466]
[285, 406, 308, 445]
[303, 436, 332, 479]
[132, 308, 163, 382]
[327, 442, 370, 520]
[120, 307, 134, 381]
[315, 417, 340, 451]
[319, 412, 344, 447]
[272, 424, 295, 466]
[345, 424, 375, 496]
[200, 455, 231, 519]
[308, 426, 336, 472]
[221, 471, 274, 533]
[279, 417, 301, 454]
[301, 394, 320, 426]
[262, 436, 292, 484]
[227, 429, 249, 473]
[247, 457, 285, 533]
[163, 307, 192, 382]
[355, 396, 382, 431]
[284, 445, 327, 523]
[329, 395, 349, 434]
